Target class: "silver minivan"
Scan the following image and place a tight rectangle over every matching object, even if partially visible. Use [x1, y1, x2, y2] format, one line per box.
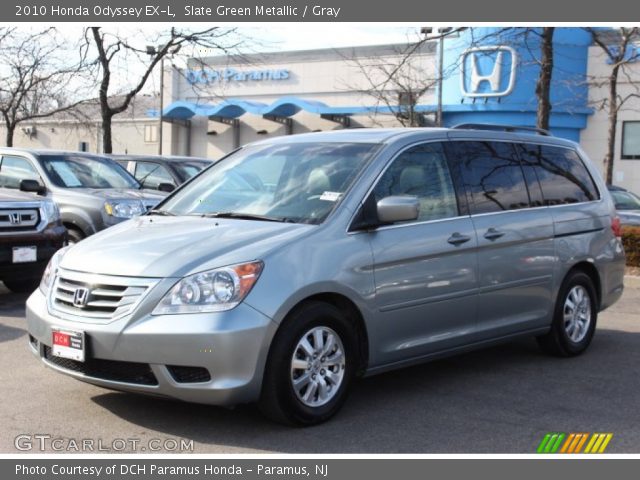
[26, 126, 625, 425]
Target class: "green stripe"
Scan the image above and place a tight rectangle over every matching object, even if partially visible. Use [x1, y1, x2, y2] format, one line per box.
[544, 434, 559, 453]
[537, 433, 553, 453]
[550, 433, 566, 453]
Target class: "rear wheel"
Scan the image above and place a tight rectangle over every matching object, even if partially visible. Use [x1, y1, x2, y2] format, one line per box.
[259, 301, 357, 426]
[537, 271, 598, 356]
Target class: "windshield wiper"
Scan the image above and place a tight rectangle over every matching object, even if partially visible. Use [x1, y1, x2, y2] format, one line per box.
[200, 212, 287, 222]
[147, 209, 176, 216]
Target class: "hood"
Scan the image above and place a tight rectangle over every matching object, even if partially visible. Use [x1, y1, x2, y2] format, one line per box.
[67, 188, 167, 202]
[618, 210, 640, 226]
[0, 189, 43, 203]
[60, 216, 315, 277]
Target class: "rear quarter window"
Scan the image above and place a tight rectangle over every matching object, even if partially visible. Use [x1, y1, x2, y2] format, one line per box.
[517, 144, 599, 205]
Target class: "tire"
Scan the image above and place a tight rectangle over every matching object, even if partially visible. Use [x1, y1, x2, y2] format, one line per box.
[66, 227, 85, 245]
[2, 277, 40, 294]
[537, 270, 598, 357]
[259, 301, 357, 426]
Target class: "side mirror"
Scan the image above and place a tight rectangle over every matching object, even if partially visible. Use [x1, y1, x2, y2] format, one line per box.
[20, 179, 46, 195]
[377, 195, 419, 224]
[157, 182, 176, 193]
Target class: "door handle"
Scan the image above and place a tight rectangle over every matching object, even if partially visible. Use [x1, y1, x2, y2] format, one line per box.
[484, 228, 505, 240]
[447, 232, 471, 245]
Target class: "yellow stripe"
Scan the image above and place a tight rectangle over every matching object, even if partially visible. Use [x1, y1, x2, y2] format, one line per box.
[584, 433, 598, 453]
[560, 434, 576, 453]
[598, 434, 613, 453]
[591, 434, 606, 453]
[574, 433, 589, 453]
[568, 434, 582, 453]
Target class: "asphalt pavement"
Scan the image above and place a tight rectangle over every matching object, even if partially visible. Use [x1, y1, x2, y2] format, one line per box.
[1, 280, 639, 453]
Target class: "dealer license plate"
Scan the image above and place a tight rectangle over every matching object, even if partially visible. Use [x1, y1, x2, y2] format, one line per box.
[52, 329, 85, 362]
[12, 246, 37, 263]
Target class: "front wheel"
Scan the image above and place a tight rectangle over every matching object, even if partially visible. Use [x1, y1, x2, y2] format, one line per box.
[259, 301, 357, 426]
[537, 271, 598, 356]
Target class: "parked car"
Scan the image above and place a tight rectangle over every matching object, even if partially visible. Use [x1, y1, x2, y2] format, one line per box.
[0, 149, 167, 244]
[111, 155, 213, 192]
[26, 126, 625, 425]
[1, 186, 66, 293]
[607, 185, 640, 226]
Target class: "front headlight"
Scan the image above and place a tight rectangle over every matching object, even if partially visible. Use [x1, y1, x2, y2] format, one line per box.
[152, 261, 264, 315]
[41, 200, 60, 224]
[103, 200, 145, 219]
[39, 246, 70, 295]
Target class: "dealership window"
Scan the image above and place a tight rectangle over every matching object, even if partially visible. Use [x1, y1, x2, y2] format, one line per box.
[622, 121, 640, 159]
[144, 125, 158, 143]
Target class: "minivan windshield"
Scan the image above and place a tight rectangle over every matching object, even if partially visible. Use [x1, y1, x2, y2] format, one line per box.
[159, 142, 379, 224]
[39, 154, 140, 189]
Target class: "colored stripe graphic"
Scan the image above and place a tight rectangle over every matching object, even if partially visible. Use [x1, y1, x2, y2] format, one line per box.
[538, 433, 613, 453]
[537, 433, 565, 453]
[584, 433, 613, 453]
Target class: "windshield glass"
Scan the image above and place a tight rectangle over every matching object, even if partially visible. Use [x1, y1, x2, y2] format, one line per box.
[611, 190, 640, 210]
[39, 155, 140, 189]
[174, 162, 209, 181]
[160, 142, 379, 224]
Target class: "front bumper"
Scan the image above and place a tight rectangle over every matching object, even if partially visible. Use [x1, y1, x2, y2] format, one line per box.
[26, 288, 277, 406]
[0, 224, 66, 280]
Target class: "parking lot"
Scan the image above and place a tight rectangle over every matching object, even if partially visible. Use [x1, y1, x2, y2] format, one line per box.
[1, 279, 639, 454]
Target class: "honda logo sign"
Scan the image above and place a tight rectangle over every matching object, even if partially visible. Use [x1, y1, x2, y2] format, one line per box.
[9, 212, 21, 225]
[460, 46, 517, 97]
[72, 288, 89, 308]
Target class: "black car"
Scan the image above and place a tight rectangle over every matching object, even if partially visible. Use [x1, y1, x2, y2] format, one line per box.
[607, 185, 640, 226]
[112, 155, 213, 192]
[0, 186, 66, 293]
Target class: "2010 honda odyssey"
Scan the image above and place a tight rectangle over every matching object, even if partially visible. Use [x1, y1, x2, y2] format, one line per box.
[26, 126, 625, 425]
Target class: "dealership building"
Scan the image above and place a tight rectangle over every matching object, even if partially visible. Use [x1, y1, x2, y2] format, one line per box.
[5, 28, 640, 190]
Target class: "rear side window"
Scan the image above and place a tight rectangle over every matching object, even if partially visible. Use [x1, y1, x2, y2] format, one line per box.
[449, 141, 530, 214]
[517, 144, 599, 205]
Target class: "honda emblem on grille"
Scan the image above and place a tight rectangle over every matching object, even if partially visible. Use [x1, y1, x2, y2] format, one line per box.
[9, 212, 21, 225]
[72, 287, 89, 307]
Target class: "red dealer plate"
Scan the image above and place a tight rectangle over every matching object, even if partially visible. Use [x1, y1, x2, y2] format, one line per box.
[52, 328, 85, 362]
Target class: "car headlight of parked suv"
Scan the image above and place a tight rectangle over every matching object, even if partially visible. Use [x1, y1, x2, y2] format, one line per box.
[39, 246, 70, 295]
[41, 200, 61, 224]
[152, 261, 264, 314]
[103, 200, 145, 219]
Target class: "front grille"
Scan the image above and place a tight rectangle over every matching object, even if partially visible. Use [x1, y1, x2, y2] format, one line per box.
[43, 345, 158, 385]
[50, 270, 156, 323]
[0, 208, 39, 232]
[167, 365, 211, 383]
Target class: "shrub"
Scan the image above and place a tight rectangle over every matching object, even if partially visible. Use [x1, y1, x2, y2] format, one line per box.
[621, 226, 640, 267]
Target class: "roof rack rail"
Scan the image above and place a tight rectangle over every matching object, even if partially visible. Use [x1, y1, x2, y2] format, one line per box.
[451, 123, 552, 137]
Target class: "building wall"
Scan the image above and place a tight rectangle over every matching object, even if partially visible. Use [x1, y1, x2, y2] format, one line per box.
[582, 45, 640, 188]
[167, 44, 437, 158]
[0, 119, 161, 155]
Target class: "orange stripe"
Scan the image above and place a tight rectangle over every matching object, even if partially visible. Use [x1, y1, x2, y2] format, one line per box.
[575, 433, 589, 453]
[560, 434, 576, 453]
[567, 434, 582, 453]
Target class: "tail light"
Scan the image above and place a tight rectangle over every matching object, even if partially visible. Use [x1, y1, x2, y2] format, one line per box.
[611, 216, 622, 238]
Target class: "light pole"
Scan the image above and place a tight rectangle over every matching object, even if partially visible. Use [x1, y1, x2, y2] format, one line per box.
[421, 27, 454, 127]
[147, 44, 181, 155]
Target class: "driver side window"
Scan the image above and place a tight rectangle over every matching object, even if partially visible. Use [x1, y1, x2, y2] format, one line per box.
[373, 143, 458, 224]
[0, 155, 41, 189]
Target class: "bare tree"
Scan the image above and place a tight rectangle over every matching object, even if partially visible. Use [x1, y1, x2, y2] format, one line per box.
[0, 28, 88, 147]
[85, 27, 241, 153]
[535, 28, 555, 130]
[588, 27, 640, 184]
[342, 32, 463, 127]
